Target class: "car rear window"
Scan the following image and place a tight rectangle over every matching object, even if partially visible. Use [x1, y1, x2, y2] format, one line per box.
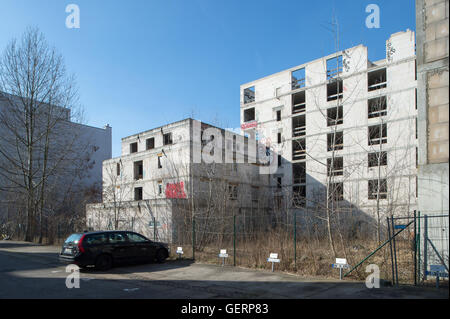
[85, 233, 108, 245]
[64, 233, 83, 244]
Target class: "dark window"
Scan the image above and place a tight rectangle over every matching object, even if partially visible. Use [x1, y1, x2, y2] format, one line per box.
[292, 185, 306, 207]
[330, 182, 344, 201]
[277, 177, 282, 189]
[134, 161, 143, 180]
[134, 187, 143, 200]
[228, 184, 238, 200]
[327, 131, 344, 151]
[326, 56, 343, 80]
[158, 155, 162, 169]
[292, 115, 306, 137]
[293, 162, 306, 184]
[327, 106, 343, 126]
[292, 91, 306, 114]
[244, 108, 255, 122]
[85, 233, 108, 245]
[244, 86, 255, 104]
[130, 142, 138, 153]
[368, 179, 387, 199]
[368, 96, 387, 118]
[127, 232, 148, 243]
[292, 138, 306, 161]
[163, 133, 172, 145]
[278, 154, 282, 167]
[277, 132, 282, 144]
[116, 163, 121, 176]
[327, 79, 343, 101]
[276, 110, 281, 121]
[108, 232, 128, 244]
[368, 124, 387, 145]
[146, 137, 155, 150]
[327, 157, 344, 176]
[368, 151, 387, 167]
[368, 68, 387, 91]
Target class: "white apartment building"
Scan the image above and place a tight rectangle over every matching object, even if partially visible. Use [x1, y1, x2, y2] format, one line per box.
[86, 118, 271, 243]
[239, 30, 418, 226]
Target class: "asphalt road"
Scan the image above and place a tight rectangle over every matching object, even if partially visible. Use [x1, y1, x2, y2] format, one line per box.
[0, 241, 448, 299]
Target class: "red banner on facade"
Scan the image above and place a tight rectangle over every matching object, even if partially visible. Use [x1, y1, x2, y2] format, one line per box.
[165, 181, 187, 199]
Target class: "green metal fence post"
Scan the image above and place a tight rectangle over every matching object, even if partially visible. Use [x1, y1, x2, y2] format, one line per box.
[153, 217, 156, 241]
[414, 210, 417, 286]
[192, 217, 195, 261]
[294, 210, 297, 270]
[233, 215, 236, 267]
[418, 211, 421, 283]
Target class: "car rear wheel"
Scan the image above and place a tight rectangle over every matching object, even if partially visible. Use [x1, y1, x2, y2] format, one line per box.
[95, 254, 113, 270]
[156, 249, 167, 263]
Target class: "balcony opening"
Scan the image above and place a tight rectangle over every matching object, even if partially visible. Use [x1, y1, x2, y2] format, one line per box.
[327, 131, 344, 151]
[292, 68, 305, 90]
[368, 68, 387, 91]
[368, 124, 387, 145]
[368, 179, 387, 199]
[327, 106, 343, 126]
[327, 79, 343, 101]
[163, 132, 172, 145]
[134, 161, 143, 180]
[146, 137, 155, 150]
[292, 185, 306, 207]
[368, 96, 387, 118]
[130, 142, 138, 154]
[244, 107, 255, 122]
[244, 86, 255, 104]
[292, 115, 306, 137]
[329, 182, 344, 202]
[327, 157, 343, 176]
[326, 56, 343, 80]
[292, 91, 306, 114]
[134, 187, 143, 201]
[368, 151, 387, 167]
[292, 138, 306, 161]
[293, 162, 306, 184]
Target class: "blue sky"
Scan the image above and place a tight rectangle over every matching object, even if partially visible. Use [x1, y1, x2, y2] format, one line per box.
[0, 0, 416, 157]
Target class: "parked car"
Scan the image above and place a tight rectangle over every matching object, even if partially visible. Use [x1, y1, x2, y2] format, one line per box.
[59, 231, 169, 270]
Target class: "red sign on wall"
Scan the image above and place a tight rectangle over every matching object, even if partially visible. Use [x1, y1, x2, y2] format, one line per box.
[241, 121, 258, 130]
[165, 181, 187, 199]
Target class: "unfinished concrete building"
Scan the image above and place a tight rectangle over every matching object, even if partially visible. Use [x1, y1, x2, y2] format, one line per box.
[86, 119, 271, 243]
[240, 30, 418, 232]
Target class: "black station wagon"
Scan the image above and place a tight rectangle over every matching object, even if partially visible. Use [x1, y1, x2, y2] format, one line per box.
[59, 231, 169, 270]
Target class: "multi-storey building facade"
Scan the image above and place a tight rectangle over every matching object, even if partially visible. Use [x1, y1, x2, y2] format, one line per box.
[239, 30, 418, 226]
[86, 118, 271, 242]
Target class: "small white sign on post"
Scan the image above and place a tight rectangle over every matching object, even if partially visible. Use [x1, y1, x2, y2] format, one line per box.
[429, 265, 448, 288]
[176, 247, 183, 259]
[267, 253, 280, 272]
[218, 249, 229, 266]
[332, 258, 350, 280]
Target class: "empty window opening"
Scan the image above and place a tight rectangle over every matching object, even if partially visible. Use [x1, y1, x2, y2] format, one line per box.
[276, 110, 281, 121]
[368, 96, 387, 118]
[292, 185, 306, 207]
[329, 182, 344, 202]
[327, 157, 344, 176]
[251, 186, 259, 202]
[277, 177, 282, 189]
[134, 187, 143, 201]
[163, 133, 172, 145]
[293, 162, 306, 184]
[368, 179, 387, 199]
[116, 163, 121, 176]
[277, 154, 282, 167]
[244, 108, 255, 122]
[326, 56, 343, 80]
[368, 124, 387, 145]
[368, 68, 387, 91]
[244, 86, 255, 104]
[130, 142, 138, 154]
[327, 79, 343, 101]
[275, 195, 283, 210]
[228, 184, 238, 200]
[134, 161, 143, 180]
[292, 115, 306, 137]
[292, 91, 306, 114]
[158, 155, 162, 169]
[158, 180, 163, 195]
[277, 132, 282, 144]
[292, 139, 306, 161]
[292, 68, 306, 90]
[146, 137, 155, 150]
[327, 131, 344, 151]
[368, 151, 387, 167]
[327, 106, 343, 126]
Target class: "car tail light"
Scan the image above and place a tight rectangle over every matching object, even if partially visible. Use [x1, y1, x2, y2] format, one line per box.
[78, 234, 86, 253]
